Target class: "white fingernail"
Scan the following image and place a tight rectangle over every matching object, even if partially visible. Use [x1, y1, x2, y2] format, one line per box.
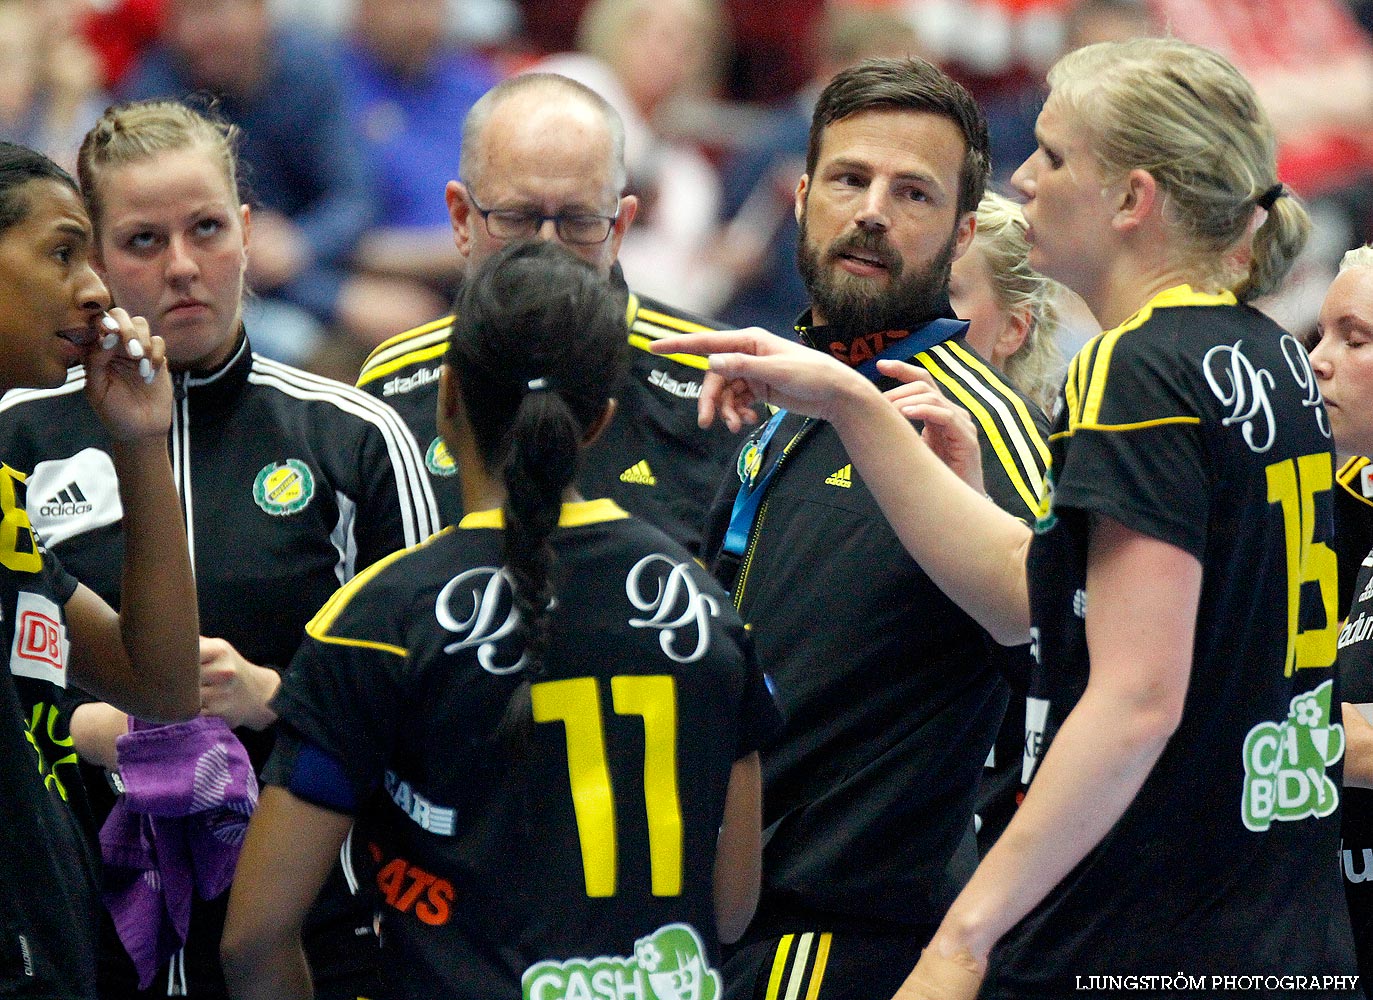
[126, 338, 145, 359]
[139, 358, 153, 382]
[100, 314, 120, 332]
[100, 333, 119, 350]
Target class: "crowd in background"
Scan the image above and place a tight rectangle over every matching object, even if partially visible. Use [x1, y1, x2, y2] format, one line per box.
[9, 0, 1373, 379]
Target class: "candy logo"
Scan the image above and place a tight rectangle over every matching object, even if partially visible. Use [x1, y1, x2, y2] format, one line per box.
[1281, 335, 1331, 440]
[1242, 679, 1343, 832]
[626, 555, 719, 664]
[253, 459, 315, 516]
[523, 923, 720, 1000]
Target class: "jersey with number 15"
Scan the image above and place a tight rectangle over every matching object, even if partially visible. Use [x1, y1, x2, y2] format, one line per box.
[989, 286, 1354, 995]
[268, 499, 780, 1000]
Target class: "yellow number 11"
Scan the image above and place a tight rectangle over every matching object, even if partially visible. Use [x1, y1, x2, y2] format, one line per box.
[531, 675, 683, 898]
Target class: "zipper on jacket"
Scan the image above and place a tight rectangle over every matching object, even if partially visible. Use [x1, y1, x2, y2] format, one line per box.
[731, 416, 815, 611]
[168, 372, 195, 568]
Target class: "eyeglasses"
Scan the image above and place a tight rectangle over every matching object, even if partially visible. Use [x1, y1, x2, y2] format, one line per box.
[462, 185, 621, 246]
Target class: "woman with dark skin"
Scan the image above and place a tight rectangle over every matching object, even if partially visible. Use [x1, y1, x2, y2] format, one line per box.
[0, 140, 197, 999]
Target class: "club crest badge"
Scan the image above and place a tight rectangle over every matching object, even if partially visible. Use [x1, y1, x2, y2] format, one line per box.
[426, 437, 457, 477]
[253, 459, 315, 516]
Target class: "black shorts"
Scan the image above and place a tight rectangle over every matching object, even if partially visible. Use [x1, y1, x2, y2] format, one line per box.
[724, 927, 932, 1000]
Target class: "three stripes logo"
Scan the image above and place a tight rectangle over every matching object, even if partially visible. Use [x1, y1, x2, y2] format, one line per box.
[824, 464, 852, 488]
[620, 461, 657, 486]
[762, 932, 832, 1000]
[40, 482, 92, 517]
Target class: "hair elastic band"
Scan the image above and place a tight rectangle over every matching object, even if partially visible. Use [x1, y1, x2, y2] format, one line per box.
[1256, 183, 1285, 211]
[526, 378, 549, 391]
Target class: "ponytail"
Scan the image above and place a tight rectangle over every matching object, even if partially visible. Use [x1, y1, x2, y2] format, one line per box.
[501, 387, 582, 674]
[1236, 191, 1311, 303]
[445, 240, 628, 749]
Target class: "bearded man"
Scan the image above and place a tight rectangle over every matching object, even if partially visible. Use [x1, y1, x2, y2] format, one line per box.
[704, 57, 1052, 1000]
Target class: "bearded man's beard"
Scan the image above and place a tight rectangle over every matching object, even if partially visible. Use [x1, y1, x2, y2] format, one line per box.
[797, 213, 958, 338]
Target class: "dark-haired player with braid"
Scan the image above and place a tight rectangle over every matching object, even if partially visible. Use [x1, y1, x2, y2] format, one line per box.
[220, 240, 780, 1000]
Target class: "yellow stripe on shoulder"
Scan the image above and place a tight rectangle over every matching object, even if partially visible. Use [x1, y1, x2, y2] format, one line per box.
[1338, 455, 1373, 508]
[632, 305, 715, 336]
[459, 498, 631, 529]
[918, 346, 1046, 515]
[1070, 284, 1233, 430]
[941, 341, 1051, 466]
[305, 528, 453, 643]
[357, 317, 455, 387]
[627, 332, 709, 369]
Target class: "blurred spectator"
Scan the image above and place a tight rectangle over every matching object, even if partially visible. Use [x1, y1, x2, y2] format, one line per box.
[537, 0, 729, 312]
[338, 0, 501, 311]
[902, 0, 1074, 180]
[0, 0, 109, 171]
[1151, 0, 1373, 334]
[122, 0, 438, 365]
[722, 0, 826, 103]
[710, 6, 923, 334]
[79, 0, 164, 90]
[268, 0, 520, 46]
[1063, 0, 1151, 50]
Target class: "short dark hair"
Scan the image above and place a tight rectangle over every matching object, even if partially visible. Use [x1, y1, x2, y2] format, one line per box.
[0, 142, 79, 236]
[806, 57, 991, 218]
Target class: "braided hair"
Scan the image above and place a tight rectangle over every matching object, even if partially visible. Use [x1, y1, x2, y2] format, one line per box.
[446, 240, 629, 737]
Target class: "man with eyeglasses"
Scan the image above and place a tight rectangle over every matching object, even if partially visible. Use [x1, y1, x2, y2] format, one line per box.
[356, 72, 740, 552]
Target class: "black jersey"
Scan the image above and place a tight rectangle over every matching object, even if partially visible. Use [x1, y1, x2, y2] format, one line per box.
[1337, 457, 1373, 613]
[0, 335, 439, 997]
[1340, 541, 1373, 985]
[704, 314, 1050, 937]
[989, 286, 1356, 997]
[356, 291, 740, 553]
[0, 463, 99, 999]
[268, 500, 780, 1000]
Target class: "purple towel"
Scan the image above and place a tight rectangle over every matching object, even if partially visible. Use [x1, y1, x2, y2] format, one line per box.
[100, 716, 259, 989]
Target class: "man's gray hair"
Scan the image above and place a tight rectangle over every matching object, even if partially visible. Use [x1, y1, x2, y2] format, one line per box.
[459, 73, 628, 192]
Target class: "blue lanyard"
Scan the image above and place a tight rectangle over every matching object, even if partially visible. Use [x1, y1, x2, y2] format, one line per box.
[723, 408, 792, 557]
[722, 318, 968, 557]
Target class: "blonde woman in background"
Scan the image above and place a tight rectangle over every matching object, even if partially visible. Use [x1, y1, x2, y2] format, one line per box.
[949, 191, 1069, 412]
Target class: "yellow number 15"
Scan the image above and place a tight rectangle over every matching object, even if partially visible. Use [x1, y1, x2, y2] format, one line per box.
[1266, 453, 1338, 676]
[531, 675, 682, 898]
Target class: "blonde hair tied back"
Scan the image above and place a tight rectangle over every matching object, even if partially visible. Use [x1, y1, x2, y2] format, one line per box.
[973, 192, 1064, 411]
[1046, 37, 1310, 302]
[78, 99, 242, 243]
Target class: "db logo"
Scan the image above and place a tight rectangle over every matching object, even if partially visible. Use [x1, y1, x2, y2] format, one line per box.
[9, 592, 68, 688]
[18, 611, 62, 670]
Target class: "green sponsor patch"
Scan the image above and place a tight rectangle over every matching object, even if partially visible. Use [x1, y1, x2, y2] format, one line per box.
[523, 923, 719, 1000]
[1242, 678, 1343, 832]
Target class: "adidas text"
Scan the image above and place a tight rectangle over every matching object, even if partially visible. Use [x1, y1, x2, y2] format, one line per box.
[620, 461, 657, 486]
[41, 483, 92, 517]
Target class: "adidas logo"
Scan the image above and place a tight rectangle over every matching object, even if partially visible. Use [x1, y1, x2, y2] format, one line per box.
[40, 482, 93, 517]
[619, 461, 657, 486]
[824, 464, 853, 488]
